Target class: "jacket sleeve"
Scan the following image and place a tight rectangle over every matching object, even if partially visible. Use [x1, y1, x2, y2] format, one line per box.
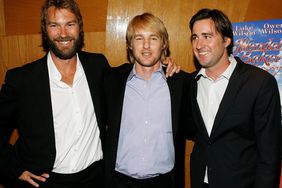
[253, 74, 281, 188]
[0, 70, 24, 179]
[182, 72, 196, 141]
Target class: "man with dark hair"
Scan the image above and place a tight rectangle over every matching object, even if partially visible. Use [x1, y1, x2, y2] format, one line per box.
[189, 8, 281, 188]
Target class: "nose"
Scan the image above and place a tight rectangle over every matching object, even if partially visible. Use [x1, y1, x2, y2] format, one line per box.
[59, 26, 67, 37]
[143, 38, 150, 49]
[195, 38, 203, 50]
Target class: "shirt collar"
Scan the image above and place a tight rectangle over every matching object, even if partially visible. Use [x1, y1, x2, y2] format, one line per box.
[196, 55, 237, 81]
[47, 52, 82, 82]
[127, 63, 166, 81]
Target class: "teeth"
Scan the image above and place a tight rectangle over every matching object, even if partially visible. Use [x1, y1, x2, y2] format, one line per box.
[60, 41, 69, 43]
[58, 41, 70, 46]
[142, 52, 151, 56]
[198, 52, 208, 55]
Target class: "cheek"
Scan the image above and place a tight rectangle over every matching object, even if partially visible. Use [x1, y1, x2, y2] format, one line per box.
[151, 42, 164, 51]
[131, 43, 142, 52]
[65, 29, 77, 37]
[71, 27, 80, 35]
[47, 29, 58, 38]
[191, 43, 198, 52]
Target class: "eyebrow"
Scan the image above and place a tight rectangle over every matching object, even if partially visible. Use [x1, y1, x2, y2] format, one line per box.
[47, 19, 78, 25]
[202, 32, 213, 36]
[134, 33, 159, 38]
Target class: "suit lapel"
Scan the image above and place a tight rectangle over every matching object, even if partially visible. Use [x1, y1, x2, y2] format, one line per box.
[210, 60, 245, 138]
[191, 74, 210, 139]
[79, 53, 97, 109]
[79, 53, 104, 130]
[112, 69, 131, 131]
[32, 56, 55, 142]
[167, 76, 179, 140]
[109, 65, 132, 164]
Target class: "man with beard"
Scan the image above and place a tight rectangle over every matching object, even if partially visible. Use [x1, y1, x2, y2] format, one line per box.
[0, 0, 108, 188]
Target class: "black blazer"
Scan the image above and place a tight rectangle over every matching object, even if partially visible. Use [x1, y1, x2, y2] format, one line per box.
[0, 51, 110, 179]
[103, 63, 191, 188]
[190, 57, 281, 188]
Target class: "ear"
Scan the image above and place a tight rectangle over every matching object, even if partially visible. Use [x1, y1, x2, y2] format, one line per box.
[127, 44, 133, 50]
[162, 41, 167, 50]
[224, 37, 231, 48]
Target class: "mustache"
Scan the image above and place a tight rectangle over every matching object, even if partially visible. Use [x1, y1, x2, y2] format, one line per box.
[54, 36, 74, 42]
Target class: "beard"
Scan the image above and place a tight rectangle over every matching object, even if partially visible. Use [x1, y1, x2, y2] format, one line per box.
[46, 34, 83, 60]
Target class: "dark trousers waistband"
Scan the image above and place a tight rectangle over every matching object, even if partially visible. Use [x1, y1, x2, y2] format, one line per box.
[43, 160, 103, 188]
[203, 182, 209, 188]
[17, 160, 104, 188]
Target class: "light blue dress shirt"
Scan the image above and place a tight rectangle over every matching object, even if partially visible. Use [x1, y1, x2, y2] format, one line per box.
[115, 65, 174, 179]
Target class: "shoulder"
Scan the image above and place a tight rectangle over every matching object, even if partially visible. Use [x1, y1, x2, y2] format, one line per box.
[104, 64, 132, 92]
[235, 57, 276, 82]
[179, 70, 193, 80]
[105, 63, 132, 80]
[233, 57, 279, 96]
[166, 68, 192, 80]
[166, 70, 193, 93]
[5, 55, 47, 83]
[110, 63, 133, 74]
[78, 51, 109, 67]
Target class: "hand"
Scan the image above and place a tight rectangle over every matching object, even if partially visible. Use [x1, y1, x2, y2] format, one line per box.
[163, 57, 181, 77]
[19, 171, 49, 187]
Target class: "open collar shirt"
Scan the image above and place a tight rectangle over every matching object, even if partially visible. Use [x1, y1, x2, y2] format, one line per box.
[47, 52, 103, 174]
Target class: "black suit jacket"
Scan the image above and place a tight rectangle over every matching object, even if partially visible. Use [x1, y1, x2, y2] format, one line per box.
[103, 63, 191, 188]
[0, 51, 110, 179]
[190, 57, 281, 188]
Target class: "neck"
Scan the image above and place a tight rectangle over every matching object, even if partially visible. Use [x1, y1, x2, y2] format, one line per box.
[51, 52, 77, 86]
[135, 62, 161, 81]
[205, 56, 230, 80]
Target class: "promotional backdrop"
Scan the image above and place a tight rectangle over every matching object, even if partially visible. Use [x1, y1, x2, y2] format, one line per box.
[232, 19, 282, 115]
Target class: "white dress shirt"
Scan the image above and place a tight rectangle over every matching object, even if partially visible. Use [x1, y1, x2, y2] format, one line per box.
[196, 56, 237, 183]
[47, 53, 103, 174]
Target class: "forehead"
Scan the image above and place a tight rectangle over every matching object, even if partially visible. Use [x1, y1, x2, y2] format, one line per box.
[192, 18, 216, 34]
[133, 27, 159, 36]
[47, 7, 77, 22]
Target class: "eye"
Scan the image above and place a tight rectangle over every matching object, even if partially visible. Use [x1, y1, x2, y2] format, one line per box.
[151, 36, 158, 40]
[68, 22, 76, 27]
[49, 24, 57, 28]
[191, 35, 198, 41]
[135, 36, 143, 40]
[203, 34, 212, 39]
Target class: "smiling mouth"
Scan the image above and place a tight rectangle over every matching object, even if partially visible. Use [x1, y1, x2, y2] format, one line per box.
[56, 40, 73, 47]
[142, 52, 152, 56]
[198, 51, 208, 56]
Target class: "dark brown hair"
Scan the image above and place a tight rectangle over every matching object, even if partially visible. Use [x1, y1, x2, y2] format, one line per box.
[189, 8, 234, 56]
